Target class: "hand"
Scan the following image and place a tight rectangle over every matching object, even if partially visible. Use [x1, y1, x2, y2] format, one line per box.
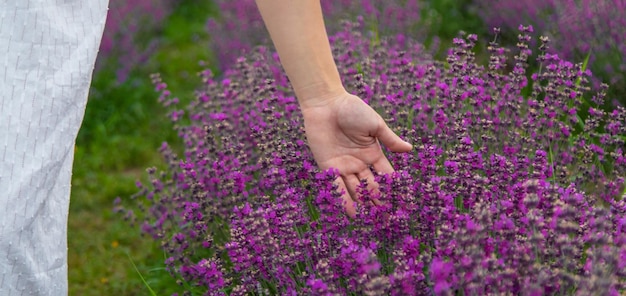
[301, 92, 412, 217]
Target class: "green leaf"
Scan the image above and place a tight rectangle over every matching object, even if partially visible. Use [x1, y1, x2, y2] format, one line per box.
[575, 50, 592, 88]
[126, 252, 158, 296]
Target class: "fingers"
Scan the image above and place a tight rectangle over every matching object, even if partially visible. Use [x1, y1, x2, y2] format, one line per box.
[375, 117, 412, 152]
[344, 172, 379, 213]
[335, 176, 356, 218]
[372, 156, 394, 175]
[357, 169, 382, 206]
[343, 174, 360, 200]
[346, 135, 402, 213]
[357, 169, 378, 195]
[369, 158, 396, 207]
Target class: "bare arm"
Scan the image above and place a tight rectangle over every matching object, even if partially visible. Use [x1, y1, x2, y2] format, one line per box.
[255, 0, 412, 217]
[254, 0, 344, 108]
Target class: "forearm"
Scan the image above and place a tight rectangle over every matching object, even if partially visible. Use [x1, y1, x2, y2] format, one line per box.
[254, 0, 346, 108]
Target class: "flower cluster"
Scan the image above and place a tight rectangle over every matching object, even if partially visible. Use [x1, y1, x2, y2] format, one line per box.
[473, 0, 626, 106]
[98, 0, 172, 82]
[118, 22, 626, 295]
[206, 0, 423, 70]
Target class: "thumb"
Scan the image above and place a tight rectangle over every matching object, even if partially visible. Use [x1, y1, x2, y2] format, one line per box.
[375, 118, 412, 152]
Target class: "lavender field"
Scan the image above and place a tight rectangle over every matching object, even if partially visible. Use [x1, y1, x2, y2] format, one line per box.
[71, 0, 625, 295]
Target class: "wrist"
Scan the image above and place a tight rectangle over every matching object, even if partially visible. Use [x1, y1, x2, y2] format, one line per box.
[295, 82, 348, 110]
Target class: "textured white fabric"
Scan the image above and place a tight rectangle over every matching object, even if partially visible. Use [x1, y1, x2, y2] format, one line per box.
[0, 1, 108, 295]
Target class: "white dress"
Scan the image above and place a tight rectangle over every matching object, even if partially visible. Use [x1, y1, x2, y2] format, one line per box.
[0, 1, 108, 295]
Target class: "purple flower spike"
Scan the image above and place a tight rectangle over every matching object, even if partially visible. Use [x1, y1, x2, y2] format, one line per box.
[120, 18, 626, 295]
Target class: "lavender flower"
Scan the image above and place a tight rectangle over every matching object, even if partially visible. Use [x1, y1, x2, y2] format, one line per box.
[474, 0, 626, 106]
[98, 0, 172, 82]
[120, 20, 626, 295]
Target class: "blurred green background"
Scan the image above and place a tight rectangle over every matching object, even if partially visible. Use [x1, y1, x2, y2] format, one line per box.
[69, 1, 217, 294]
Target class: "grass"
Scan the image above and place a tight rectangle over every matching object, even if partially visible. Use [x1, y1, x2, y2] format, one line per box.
[68, 1, 216, 294]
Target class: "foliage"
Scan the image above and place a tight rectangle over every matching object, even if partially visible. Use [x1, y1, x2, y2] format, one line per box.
[206, 0, 424, 71]
[418, 0, 487, 51]
[98, 0, 213, 82]
[473, 0, 626, 106]
[69, 1, 215, 294]
[119, 22, 626, 295]
[99, 0, 170, 82]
